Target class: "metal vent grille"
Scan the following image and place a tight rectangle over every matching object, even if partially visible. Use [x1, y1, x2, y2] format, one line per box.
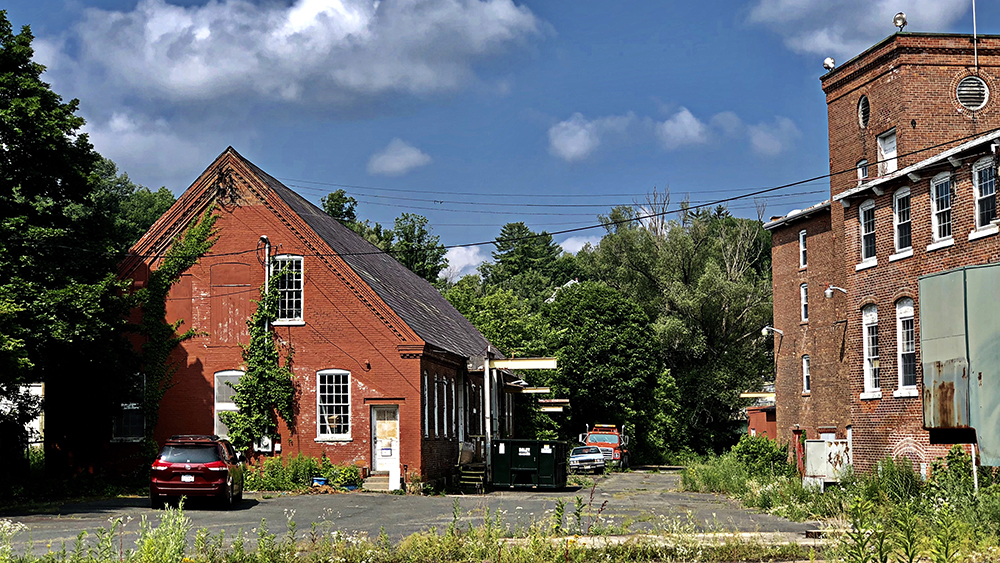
[957, 76, 988, 110]
[858, 95, 870, 128]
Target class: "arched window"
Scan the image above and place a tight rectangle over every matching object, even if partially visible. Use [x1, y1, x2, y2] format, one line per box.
[862, 305, 880, 395]
[802, 355, 811, 393]
[896, 299, 916, 390]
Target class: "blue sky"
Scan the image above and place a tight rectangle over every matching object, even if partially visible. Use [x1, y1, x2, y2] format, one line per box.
[7, 0, 1000, 278]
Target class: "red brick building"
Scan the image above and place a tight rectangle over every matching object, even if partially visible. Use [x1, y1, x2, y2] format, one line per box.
[767, 32, 1000, 473]
[118, 148, 511, 486]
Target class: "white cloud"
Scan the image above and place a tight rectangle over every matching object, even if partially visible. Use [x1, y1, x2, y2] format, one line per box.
[547, 112, 635, 162]
[747, 116, 800, 157]
[367, 138, 432, 177]
[748, 0, 969, 60]
[84, 112, 209, 189]
[442, 246, 486, 281]
[655, 108, 709, 150]
[558, 235, 600, 254]
[50, 0, 541, 106]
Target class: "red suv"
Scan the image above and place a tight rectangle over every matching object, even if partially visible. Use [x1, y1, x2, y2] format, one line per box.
[150, 435, 246, 509]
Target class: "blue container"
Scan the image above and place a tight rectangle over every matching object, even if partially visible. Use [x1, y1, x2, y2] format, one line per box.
[312, 477, 328, 487]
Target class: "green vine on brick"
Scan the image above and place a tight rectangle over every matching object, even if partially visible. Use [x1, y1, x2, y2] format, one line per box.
[220, 268, 297, 453]
[134, 208, 219, 460]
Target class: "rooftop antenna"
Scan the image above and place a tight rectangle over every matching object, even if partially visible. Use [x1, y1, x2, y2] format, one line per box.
[973, 0, 979, 74]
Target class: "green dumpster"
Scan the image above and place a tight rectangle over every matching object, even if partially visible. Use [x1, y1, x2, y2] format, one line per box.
[491, 439, 567, 489]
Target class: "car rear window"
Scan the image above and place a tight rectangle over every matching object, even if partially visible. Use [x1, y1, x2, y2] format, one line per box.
[159, 445, 221, 463]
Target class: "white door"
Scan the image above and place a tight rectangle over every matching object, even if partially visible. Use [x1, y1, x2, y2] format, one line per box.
[372, 406, 399, 474]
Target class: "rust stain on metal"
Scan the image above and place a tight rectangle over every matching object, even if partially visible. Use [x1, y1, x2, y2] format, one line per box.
[979, 372, 984, 385]
[935, 380, 955, 426]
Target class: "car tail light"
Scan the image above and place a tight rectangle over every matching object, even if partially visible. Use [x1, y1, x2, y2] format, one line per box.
[204, 461, 228, 472]
[151, 460, 171, 471]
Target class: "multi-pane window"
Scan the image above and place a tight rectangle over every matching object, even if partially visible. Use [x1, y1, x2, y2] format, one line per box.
[975, 158, 997, 228]
[878, 130, 897, 175]
[317, 370, 350, 438]
[863, 305, 880, 393]
[112, 373, 145, 441]
[857, 159, 869, 181]
[932, 173, 953, 240]
[894, 188, 912, 252]
[800, 283, 808, 322]
[274, 255, 303, 322]
[214, 370, 243, 438]
[860, 200, 876, 261]
[802, 355, 811, 393]
[799, 230, 807, 268]
[897, 299, 916, 389]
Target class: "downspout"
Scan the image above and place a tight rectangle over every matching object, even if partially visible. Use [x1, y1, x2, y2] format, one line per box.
[484, 345, 492, 475]
[260, 235, 271, 331]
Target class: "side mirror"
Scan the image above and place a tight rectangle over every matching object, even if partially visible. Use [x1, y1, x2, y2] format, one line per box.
[578, 433, 587, 444]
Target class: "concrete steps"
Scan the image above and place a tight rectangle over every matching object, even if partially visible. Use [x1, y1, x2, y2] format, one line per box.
[362, 471, 391, 491]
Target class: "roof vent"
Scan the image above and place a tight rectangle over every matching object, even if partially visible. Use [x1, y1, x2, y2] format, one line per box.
[957, 76, 988, 110]
[858, 95, 870, 128]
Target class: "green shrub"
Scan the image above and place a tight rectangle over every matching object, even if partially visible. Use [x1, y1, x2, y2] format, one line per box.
[244, 454, 361, 491]
[729, 434, 796, 479]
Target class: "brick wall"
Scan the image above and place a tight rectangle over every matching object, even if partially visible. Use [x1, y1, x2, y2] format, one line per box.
[769, 208, 851, 448]
[819, 33, 1000, 473]
[127, 158, 472, 482]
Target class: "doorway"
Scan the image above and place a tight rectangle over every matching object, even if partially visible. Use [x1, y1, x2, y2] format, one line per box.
[371, 406, 399, 473]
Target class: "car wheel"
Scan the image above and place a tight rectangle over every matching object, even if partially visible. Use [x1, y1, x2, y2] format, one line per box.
[219, 482, 233, 509]
[150, 491, 164, 510]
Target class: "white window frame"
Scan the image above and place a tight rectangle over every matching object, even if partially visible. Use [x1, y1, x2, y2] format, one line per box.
[798, 229, 807, 268]
[862, 306, 881, 398]
[273, 255, 304, 324]
[877, 129, 897, 175]
[895, 298, 917, 396]
[433, 374, 439, 438]
[112, 403, 144, 442]
[214, 370, 244, 438]
[442, 375, 449, 439]
[931, 172, 953, 242]
[859, 199, 877, 264]
[893, 188, 912, 254]
[800, 283, 808, 322]
[974, 157, 998, 230]
[316, 369, 351, 441]
[857, 159, 869, 182]
[802, 355, 811, 393]
[423, 371, 429, 437]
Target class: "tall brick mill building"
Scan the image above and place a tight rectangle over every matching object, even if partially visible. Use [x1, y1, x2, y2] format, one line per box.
[116, 148, 514, 488]
[766, 31, 1000, 475]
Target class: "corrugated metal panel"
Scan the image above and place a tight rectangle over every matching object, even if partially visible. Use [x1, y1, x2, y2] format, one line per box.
[964, 265, 1000, 465]
[919, 269, 970, 430]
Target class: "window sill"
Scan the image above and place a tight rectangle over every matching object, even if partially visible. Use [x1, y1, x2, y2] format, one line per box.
[893, 388, 919, 398]
[889, 248, 913, 262]
[273, 320, 306, 327]
[855, 259, 877, 272]
[799, 265, 807, 271]
[969, 224, 999, 241]
[315, 437, 352, 443]
[860, 391, 882, 400]
[926, 238, 954, 252]
[801, 392, 811, 397]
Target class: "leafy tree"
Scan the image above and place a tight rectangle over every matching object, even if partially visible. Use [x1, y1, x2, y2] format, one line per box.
[544, 281, 671, 462]
[220, 269, 297, 452]
[0, 12, 136, 473]
[479, 222, 577, 305]
[577, 205, 772, 454]
[391, 213, 448, 283]
[321, 189, 358, 225]
[93, 157, 175, 249]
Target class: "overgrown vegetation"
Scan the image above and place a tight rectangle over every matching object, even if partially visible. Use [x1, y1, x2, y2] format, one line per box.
[0, 502, 813, 563]
[219, 270, 297, 452]
[683, 438, 1000, 561]
[243, 454, 363, 491]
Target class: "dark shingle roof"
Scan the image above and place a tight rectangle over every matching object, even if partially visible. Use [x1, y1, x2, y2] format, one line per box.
[238, 152, 491, 359]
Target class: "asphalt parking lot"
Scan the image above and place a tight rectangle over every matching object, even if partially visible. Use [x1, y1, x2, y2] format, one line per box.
[3, 471, 816, 555]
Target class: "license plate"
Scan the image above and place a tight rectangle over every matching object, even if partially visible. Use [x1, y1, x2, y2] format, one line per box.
[181, 475, 194, 483]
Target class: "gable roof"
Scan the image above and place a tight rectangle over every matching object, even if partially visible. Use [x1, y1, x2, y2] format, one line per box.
[234, 151, 491, 360]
